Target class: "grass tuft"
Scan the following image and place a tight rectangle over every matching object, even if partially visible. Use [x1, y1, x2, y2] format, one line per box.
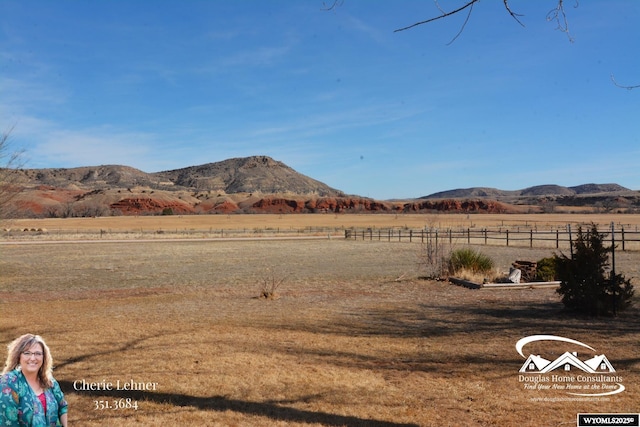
[447, 248, 495, 276]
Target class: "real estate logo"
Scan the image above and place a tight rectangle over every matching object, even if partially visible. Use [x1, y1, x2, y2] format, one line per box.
[516, 335, 625, 397]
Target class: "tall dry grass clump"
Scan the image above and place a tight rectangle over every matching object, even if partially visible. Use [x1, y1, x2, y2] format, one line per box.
[447, 248, 496, 282]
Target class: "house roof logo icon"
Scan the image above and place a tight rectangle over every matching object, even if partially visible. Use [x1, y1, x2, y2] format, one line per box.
[520, 351, 615, 374]
[517, 335, 616, 373]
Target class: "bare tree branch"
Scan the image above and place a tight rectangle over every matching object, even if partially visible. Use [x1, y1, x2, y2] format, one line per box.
[445, 1, 476, 46]
[546, 0, 576, 42]
[610, 74, 640, 90]
[394, 0, 479, 33]
[502, 0, 525, 27]
[394, 1, 573, 38]
[433, 0, 447, 15]
[321, 0, 343, 12]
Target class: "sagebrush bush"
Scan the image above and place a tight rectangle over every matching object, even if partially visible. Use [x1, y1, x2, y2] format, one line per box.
[447, 248, 494, 276]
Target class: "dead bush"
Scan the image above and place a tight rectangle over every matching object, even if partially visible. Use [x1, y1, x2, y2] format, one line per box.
[259, 267, 284, 300]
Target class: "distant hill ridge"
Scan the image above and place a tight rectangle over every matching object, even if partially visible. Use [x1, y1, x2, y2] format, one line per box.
[422, 183, 631, 200]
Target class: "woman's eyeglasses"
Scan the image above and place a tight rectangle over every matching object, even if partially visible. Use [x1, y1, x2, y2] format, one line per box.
[22, 351, 44, 358]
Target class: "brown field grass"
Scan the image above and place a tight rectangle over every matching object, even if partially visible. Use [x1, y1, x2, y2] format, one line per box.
[1, 215, 639, 426]
[6, 212, 640, 234]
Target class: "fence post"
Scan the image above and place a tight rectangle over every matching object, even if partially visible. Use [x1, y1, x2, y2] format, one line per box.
[449, 229, 452, 244]
[530, 229, 533, 248]
[506, 229, 509, 247]
[568, 224, 573, 258]
[467, 228, 470, 245]
[409, 230, 413, 242]
[621, 226, 625, 251]
[484, 229, 487, 245]
[399, 230, 402, 242]
[388, 229, 391, 242]
[556, 229, 559, 249]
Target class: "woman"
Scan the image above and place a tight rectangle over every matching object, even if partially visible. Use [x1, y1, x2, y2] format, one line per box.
[0, 334, 68, 426]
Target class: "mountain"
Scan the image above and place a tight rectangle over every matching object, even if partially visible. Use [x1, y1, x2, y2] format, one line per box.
[15, 156, 344, 197]
[151, 156, 342, 196]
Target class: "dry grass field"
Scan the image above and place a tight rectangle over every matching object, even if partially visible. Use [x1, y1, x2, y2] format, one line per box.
[1, 214, 639, 426]
[6, 213, 640, 234]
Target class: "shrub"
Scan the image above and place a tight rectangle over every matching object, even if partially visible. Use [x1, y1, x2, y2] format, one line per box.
[259, 267, 284, 300]
[417, 232, 451, 280]
[447, 248, 494, 276]
[555, 224, 634, 316]
[535, 257, 558, 282]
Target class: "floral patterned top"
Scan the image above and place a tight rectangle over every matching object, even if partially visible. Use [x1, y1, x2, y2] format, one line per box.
[0, 369, 67, 426]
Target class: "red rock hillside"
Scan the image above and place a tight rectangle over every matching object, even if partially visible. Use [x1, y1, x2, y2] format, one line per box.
[6, 186, 526, 217]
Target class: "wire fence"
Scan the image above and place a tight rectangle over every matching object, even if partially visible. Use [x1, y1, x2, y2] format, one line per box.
[4, 223, 640, 251]
[1, 226, 347, 241]
[344, 224, 640, 251]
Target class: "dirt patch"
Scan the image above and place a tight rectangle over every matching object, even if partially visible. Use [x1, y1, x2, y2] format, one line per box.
[0, 287, 171, 303]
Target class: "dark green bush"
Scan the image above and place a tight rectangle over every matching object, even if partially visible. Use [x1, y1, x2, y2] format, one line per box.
[448, 248, 494, 275]
[535, 257, 558, 282]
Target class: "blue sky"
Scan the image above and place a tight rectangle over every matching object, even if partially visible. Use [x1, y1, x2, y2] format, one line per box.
[1, 1, 638, 199]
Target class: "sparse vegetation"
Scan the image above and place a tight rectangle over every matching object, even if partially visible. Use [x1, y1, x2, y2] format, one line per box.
[1, 218, 639, 426]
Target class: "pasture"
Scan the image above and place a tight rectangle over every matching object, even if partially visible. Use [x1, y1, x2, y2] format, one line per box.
[7, 212, 640, 235]
[1, 214, 639, 426]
